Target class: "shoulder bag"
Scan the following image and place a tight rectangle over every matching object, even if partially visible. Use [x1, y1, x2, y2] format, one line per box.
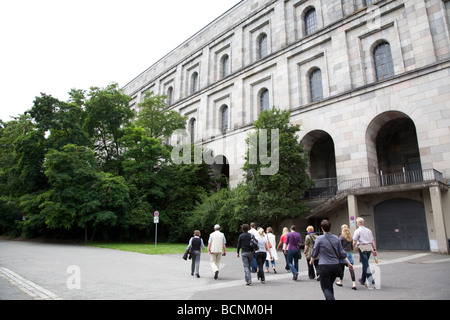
[250, 234, 259, 251]
[324, 234, 342, 261]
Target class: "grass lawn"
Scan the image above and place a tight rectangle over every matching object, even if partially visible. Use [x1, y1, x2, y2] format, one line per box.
[87, 242, 237, 256]
[86, 242, 188, 255]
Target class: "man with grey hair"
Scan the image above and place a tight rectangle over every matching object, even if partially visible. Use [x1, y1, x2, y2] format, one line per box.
[208, 224, 227, 279]
[353, 217, 377, 288]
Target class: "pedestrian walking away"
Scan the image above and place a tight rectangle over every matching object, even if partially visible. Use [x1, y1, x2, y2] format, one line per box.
[208, 224, 227, 280]
[304, 226, 319, 280]
[265, 227, 278, 273]
[336, 224, 356, 290]
[277, 227, 290, 272]
[310, 220, 354, 300]
[186, 230, 205, 278]
[237, 224, 254, 285]
[353, 217, 377, 288]
[283, 225, 302, 281]
[249, 222, 258, 273]
[255, 228, 272, 284]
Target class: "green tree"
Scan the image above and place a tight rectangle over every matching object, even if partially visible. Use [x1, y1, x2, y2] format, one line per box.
[40, 144, 130, 241]
[136, 92, 187, 139]
[84, 83, 133, 174]
[0, 115, 38, 197]
[243, 108, 313, 229]
[121, 125, 214, 242]
[27, 92, 91, 150]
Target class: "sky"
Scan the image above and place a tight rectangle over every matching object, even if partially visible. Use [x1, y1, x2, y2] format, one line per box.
[0, 0, 242, 123]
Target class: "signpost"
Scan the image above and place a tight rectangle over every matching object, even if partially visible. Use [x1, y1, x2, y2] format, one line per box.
[350, 215, 356, 228]
[154, 211, 159, 250]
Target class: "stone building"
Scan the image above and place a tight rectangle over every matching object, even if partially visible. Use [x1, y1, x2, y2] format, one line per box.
[122, 0, 450, 253]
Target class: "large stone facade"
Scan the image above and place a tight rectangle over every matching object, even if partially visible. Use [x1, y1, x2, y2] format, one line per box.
[123, 0, 450, 253]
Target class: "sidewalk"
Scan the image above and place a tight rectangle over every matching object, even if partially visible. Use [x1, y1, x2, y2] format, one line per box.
[0, 240, 449, 300]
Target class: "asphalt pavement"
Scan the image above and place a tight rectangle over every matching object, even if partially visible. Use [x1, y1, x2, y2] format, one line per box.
[1, 239, 449, 301]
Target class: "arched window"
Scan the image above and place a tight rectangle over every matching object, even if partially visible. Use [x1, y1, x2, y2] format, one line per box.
[259, 88, 270, 112]
[191, 72, 199, 94]
[221, 105, 228, 133]
[309, 68, 323, 103]
[221, 55, 230, 78]
[189, 118, 196, 144]
[373, 42, 395, 81]
[167, 86, 174, 106]
[305, 8, 317, 36]
[258, 33, 268, 59]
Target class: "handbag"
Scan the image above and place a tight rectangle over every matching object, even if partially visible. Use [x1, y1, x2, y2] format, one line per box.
[250, 234, 258, 251]
[297, 246, 302, 260]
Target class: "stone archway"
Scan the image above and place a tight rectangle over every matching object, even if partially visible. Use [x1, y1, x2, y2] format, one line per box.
[301, 130, 337, 197]
[366, 111, 422, 179]
[211, 155, 230, 190]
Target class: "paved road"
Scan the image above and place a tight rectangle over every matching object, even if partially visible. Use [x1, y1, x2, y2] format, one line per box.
[1, 239, 449, 301]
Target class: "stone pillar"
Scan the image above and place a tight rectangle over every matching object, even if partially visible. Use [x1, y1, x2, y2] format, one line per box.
[429, 186, 449, 254]
[348, 194, 359, 234]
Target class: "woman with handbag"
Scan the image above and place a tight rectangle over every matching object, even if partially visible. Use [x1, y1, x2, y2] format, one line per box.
[186, 230, 205, 278]
[265, 227, 278, 273]
[310, 220, 354, 300]
[283, 225, 302, 281]
[304, 226, 319, 280]
[336, 225, 357, 290]
[237, 224, 254, 285]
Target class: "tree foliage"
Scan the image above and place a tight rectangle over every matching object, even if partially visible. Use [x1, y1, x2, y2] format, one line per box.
[0, 83, 312, 244]
[187, 108, 313, 243]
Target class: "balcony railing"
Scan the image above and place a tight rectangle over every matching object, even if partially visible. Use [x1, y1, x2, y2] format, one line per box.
[307, 169, 444, 199]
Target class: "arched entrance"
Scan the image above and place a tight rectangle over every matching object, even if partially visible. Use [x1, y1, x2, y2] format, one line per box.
[374, 198, 429, 250]
[211, 155, 230, 190]
[366, 111, 422, 182]
[301, 130, 337, 197]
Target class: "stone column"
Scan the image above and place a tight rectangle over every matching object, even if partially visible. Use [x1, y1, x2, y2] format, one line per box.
[429, 186, 449, 254]
[348, 194, 359, 234]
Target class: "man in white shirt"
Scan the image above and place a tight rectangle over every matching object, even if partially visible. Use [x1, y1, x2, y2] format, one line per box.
[353, 217, 377, 287]
[249, 222, 258, 272]
[208, 224, 227, 279]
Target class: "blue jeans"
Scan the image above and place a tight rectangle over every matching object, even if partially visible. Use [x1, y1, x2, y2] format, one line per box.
[251, 257, 258, 272]
[358, 249, 373, 284]
[286, 250, 299, 277]
[241, 251, 254, 283]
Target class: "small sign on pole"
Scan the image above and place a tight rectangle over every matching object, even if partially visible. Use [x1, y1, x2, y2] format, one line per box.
[154, 211, 159, 250]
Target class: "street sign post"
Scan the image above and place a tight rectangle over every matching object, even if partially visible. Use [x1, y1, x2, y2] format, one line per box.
[154, 211, 159, 250]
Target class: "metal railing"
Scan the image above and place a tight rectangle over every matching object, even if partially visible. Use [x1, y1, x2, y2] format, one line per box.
[307, 169, 444, 199]
[337, 169, 444, 192]
[307, 177, 337, 198]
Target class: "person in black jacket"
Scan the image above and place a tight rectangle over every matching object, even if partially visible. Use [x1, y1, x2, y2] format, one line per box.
[237, 224, 254, 285]
[186, 230, 205, 278]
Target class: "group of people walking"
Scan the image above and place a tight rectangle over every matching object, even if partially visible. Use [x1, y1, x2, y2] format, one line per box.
[184, 217, 377, 300]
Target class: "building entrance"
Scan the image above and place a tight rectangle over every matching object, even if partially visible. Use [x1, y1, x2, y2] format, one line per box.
[374, 198, 430, 250]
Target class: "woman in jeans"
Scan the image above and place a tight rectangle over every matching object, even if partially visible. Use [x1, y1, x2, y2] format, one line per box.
[277, 227, 290, 272]
[237, 224, 254, 285]
[186, 230, 205, 278]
